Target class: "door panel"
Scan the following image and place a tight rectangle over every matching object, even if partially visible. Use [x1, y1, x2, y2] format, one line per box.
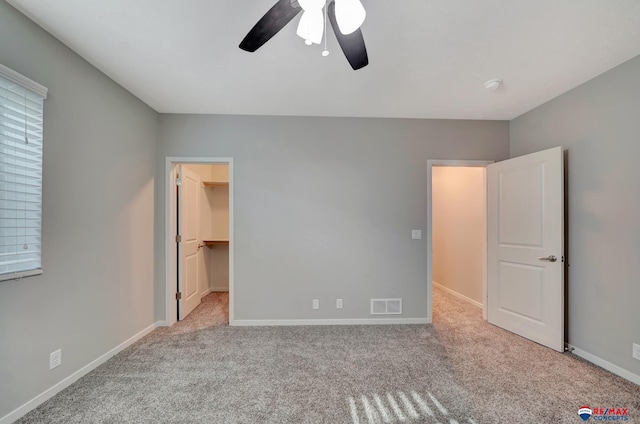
[487, 147, 564, 352]
[185, 254, 198, 298]
[178, 165, 201, 320]
[498, 165, 543, 246]
[497, 261, 544, 322]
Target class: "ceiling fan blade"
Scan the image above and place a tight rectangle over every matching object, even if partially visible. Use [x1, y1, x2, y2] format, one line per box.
[327, 0, 368, 70]
[239, 0, 303, 52]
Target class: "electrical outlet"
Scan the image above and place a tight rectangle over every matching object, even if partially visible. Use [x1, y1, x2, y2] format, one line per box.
[49, 349, 62, 370]
[312, 299, 319, 310]
[411, 229, 422, 240]
[336, 299, 343, 309]
[633, 343, 640, 361]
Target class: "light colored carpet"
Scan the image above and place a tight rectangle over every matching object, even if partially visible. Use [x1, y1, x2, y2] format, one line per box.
[17, 288, 640, 423]
[169, 292, 230, 334]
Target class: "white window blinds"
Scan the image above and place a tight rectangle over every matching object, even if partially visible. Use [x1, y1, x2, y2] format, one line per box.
[0, 64, 47, 281]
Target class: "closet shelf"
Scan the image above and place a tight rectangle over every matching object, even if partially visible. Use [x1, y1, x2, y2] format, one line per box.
[203, 239, 229, 248]
[202, 181, 228, 188]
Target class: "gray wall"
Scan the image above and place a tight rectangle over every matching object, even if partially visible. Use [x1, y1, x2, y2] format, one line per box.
[157, 115, 509, 321]
[0, 2, 158, 419]
[511, 55, 640, 377]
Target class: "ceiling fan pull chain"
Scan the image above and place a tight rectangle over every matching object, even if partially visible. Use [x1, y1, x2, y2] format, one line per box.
[322, 0, 330, 56]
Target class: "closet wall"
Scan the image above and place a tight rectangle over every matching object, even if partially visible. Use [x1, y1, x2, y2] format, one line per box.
[206, 165, 229, 292]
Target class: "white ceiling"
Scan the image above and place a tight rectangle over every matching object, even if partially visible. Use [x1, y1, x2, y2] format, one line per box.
[7, 0, 640, 120]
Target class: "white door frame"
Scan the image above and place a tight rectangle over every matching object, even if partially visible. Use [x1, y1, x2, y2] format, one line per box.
[426, 159, 493, 322]
[165, 157, 235, 326]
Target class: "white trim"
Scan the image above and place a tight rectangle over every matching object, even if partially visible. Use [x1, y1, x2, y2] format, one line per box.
[209, 287, 229, 292]
[432, 281, 482, 309]
[165, 157, 234, 327]
[200, 288, 212, 298]
[0, 269, 42, 282]
[233, 318, 429, 326]
[426, 159, 492, 323]
[165, 160, 175, 325]
[0, 63, 48, 98]
[567, 344, 640, 386]
[481, 166, 488, 320]
[0, 321, 162, 424]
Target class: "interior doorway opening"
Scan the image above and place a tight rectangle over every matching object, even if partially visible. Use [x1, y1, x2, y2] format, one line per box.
[165, 157, 234, 327]
[426, 160, 492, 322]
[428, 149, 564, 351]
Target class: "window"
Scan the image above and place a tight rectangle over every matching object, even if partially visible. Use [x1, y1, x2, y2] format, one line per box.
[0, 64, 47, 281]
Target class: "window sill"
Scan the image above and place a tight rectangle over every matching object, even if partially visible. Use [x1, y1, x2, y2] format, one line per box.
[0, 269, 43, 282]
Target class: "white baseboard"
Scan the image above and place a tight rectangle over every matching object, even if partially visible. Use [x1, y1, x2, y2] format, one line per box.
[200, 288, 212, 298]
[210, 287, 229, 292]
[433, 281, 483, 309]
[232, 317, 430, 326]
[0, 321, 163, 424]
[567, 344, 640, 386]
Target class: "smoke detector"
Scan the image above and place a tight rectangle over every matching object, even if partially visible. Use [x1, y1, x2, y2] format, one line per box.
[484, 78, 503, 91]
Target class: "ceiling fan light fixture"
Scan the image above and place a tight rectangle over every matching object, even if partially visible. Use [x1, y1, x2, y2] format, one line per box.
[239, 0, 369, 70]
[296, 9, 324, 44]
[298, 0, 325, 10]
[335, 0, 366, 35]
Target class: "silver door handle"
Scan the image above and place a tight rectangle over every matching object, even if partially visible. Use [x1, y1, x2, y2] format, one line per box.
[538, 255, 557, 262]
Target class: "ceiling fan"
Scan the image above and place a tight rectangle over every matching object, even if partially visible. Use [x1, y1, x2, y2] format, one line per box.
[239, 0, 369, 70]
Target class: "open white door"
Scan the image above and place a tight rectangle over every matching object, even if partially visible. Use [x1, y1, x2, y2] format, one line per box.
[177, 165, 202, 320]
[487, 147, 564, 352]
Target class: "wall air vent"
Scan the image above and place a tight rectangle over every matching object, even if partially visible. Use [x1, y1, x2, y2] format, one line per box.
[370, 298, 402, 315]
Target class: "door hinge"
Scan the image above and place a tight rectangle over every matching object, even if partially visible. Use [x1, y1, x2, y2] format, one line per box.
[176, 292, 182, 300]
[175, 234, 182, 243]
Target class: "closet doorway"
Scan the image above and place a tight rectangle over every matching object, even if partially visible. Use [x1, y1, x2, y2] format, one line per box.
[165, 158, 234, 326]
[427, 160, 491, 322]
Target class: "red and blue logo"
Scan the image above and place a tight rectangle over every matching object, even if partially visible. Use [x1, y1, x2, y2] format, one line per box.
[579, 406, 629, 421]
[579, 406, 593, 421]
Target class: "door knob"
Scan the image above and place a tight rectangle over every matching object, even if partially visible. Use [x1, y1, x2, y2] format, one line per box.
[538, 255, 557, 262]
